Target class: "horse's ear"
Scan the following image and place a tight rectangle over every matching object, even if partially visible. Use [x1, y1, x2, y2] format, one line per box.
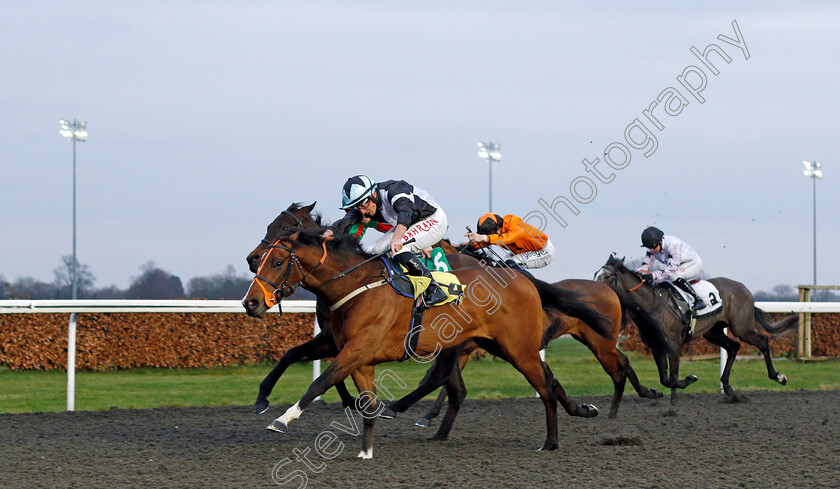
[303, 201, 317, 214]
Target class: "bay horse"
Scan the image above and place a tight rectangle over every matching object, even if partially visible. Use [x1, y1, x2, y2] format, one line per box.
[243, 228, 606, 457]
[595, 255, 799, 405]
[389, 240, 664, 423]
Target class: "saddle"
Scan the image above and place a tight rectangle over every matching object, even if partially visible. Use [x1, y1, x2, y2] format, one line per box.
[657, 279, 724, 333]
[381, 254, 464, 361]
[380, 256, 464, 306]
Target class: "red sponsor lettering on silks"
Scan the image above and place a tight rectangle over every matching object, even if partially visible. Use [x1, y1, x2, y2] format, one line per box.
[402, 218, 439, 241]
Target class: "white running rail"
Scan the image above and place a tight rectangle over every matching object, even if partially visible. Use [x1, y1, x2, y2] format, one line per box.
[0, 300, 316, 411]
[1, 300, 838, 411]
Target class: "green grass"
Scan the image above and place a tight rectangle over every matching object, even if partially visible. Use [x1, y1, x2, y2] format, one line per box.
[1, 337, 838, 413]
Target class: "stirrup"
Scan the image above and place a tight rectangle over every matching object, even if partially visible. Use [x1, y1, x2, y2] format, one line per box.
[423, 283, 448, 306]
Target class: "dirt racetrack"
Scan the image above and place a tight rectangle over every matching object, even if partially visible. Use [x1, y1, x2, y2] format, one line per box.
[2, 390, 838, 489]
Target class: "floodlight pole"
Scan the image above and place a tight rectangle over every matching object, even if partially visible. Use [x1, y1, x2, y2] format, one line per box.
[803, 160, 822, 285]
[476, 141, 501, 213]
[60, 119, 88, 300]
[812, 173, 816, 284]
[72, 128, 78, 300]
[488, 157, 492, 213]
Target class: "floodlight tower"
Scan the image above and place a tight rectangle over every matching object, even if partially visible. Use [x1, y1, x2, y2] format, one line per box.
[476, 141, 501, 213]
[803, 160, 822, 284]
[59, 119, 88, 299]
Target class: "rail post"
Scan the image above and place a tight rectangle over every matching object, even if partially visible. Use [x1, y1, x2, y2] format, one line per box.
[67, 313, 77, 411]
[797, 287, 808, 358]
[796, 285, 817, 358]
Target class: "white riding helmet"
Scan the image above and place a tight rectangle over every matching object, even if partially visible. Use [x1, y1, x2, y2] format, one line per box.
[341, 175, 376, 210]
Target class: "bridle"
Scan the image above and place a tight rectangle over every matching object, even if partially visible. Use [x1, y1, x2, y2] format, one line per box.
[252, 238, 328, 311]
[598, 264, 684, 322]
[259, 210, 307, 246]
[596, 264, 647, 293]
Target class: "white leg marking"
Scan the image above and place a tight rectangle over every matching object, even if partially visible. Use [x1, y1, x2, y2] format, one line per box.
[277, 402, 303, 425]
[357, 448, 373, 459]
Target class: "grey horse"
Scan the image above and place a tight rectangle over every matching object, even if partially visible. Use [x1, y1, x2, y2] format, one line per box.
[595, 255, 798, 405]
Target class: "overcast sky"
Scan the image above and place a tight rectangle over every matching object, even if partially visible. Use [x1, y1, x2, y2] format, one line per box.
[1, 1, 838, 293]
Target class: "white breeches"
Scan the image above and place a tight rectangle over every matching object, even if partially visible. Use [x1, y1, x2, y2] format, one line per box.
[507, 239, 555, 269]
[368, 208, 448, 256]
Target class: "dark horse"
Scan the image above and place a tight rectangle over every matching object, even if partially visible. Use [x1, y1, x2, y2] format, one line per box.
[402, 240, 664, 422]
[243, 229, 608, 457]
[595, 255, 799, 404]
[246, 202, 362, 414]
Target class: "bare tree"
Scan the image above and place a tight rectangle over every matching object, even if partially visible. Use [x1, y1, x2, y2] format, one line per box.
[7, 277, 57, 299]
[187, 265, 250, 299]
[771, 284, 797, 301]
[0, 274, 9, 299]
[53, 255, 96, 298]
[126, 261, 184, 299]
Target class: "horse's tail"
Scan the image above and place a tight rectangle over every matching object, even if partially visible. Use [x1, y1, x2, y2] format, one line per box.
[541, 313, 570, 349]
[522, 274, 614, 341]
[754, 308, 799, 335]
[608, 283, 673, 358]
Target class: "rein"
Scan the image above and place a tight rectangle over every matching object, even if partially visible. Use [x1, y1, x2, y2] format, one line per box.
[608, 266, 684, 322]
[628, 280, 646, 292]
[330, 250, 389, 281]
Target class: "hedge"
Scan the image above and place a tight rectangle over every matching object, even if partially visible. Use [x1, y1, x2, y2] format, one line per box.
[0, 313, 312, 371]
[1, 312, 838, 371]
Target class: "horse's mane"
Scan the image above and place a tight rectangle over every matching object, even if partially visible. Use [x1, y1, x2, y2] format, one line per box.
[603, 254, 673, 357]
[294, 227, 374, 259]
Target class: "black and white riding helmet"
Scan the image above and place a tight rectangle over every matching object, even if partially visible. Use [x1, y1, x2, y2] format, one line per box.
[641, 226, 664, 249]
[341, 175, 376, 210]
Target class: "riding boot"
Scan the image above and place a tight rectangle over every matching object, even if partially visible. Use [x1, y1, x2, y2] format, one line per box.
[394, 252, 448, 306]
[674, 277, 706, 311]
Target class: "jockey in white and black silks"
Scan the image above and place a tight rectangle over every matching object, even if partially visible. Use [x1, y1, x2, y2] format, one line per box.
[636, 226, 706, 310]
[327, 175, 449, 305]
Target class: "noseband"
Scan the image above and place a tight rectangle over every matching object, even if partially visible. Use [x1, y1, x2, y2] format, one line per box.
[252, 239, 328, 310]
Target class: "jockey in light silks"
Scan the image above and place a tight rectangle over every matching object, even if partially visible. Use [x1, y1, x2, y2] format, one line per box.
[636, 226, 706, 311]
[464, 213, 555, 270]
[325, 175, 449, 306]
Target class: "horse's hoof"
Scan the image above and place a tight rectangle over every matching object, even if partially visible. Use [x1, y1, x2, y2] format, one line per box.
[581, 404, 600, 418]
[776, 374, 788, 385]
[378, 407, 396, 419]
[266, 420, 288, 433]
[415, 418, 431, 428]
[254, 400, 270, 416]
[538, 442, 559, 451]
[650, 389, 664, 399]
[429, 433, 448, 441]
[357, 448, 373, 459]
[687, 374, 699, 382]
